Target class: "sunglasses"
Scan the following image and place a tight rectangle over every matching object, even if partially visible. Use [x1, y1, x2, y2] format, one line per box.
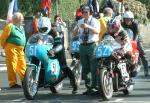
[82, 11, 89, 14]
[124, 18, 132, 21]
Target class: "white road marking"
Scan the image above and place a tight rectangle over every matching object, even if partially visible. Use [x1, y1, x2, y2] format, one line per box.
[12, 98, 25, 102]
[108, 101, 150, 103]
[145, 49, 150, 52]
[0, 66, 7, 71]
[115, 98, 124, 102]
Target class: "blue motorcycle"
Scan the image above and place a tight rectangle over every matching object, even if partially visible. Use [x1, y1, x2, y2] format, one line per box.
[69, 36, 82, 87]
[23, 34, 62, 100]
[95, 34, 134, 100]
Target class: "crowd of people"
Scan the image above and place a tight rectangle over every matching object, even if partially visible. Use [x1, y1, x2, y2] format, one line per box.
[0, 0, 149, 97]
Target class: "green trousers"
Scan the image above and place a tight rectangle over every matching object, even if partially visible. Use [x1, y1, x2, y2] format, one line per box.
[79, 43, 97, 89]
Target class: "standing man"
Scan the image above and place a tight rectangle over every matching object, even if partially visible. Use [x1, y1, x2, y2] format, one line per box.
[73, 5, 100, 95]
[0, 12, 26, 88]
[122, 11, 149, 77]
[99, 7, 113, 41]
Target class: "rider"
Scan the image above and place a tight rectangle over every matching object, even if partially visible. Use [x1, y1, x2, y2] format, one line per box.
[106, 18, 134, 76]
[47, 24, 78, 94]
[121, 11, 149, 77]
[31, 15, 78, 94]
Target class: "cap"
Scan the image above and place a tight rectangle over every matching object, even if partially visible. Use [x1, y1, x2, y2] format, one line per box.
[82, 6, 90, 12]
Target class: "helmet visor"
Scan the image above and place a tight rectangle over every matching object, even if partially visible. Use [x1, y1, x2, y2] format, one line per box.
[39, 27, 48, 33]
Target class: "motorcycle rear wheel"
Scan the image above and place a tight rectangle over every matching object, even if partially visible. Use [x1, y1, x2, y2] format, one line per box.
[23, 67, 39, 100]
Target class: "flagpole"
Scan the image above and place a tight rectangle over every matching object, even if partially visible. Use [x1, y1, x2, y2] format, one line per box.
[7, 0, 15, 23]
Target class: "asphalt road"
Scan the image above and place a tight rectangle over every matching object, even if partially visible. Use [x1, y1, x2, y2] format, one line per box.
[0, 72, 150, 103]
[0, 44, 150, 103]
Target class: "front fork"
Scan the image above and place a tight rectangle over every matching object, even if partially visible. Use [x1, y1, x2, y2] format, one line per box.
[26, 61, 41, 84]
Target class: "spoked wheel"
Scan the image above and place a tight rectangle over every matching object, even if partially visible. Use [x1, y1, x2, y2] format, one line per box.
[23, 67, 39, 100]
[99, 68, 113, 101]
[70, 59, 82, 87]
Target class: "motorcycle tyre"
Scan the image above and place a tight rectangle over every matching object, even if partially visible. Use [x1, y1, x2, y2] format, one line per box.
[70, 60, 82, 87]
[99, 68, 113, 101]
[23, 67, 39, 100]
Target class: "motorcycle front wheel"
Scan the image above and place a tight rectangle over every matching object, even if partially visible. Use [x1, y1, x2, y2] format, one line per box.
[70, 59, 82, 87]
[22, 67, 39, 100]
[99, 68, 113, 101]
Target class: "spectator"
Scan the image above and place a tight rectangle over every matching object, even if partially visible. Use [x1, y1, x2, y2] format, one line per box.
[99, 7, 113, 41]
[54, 15, 66, 47]
[0, 12, 27, 88]
[28, 11, 42, 37]
[75, 5, 84, 21]
[73, 5, 100, 95]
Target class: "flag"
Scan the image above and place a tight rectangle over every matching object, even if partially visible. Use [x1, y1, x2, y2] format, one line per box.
[7, 0, 18, 23]
[40, 0, 51, 17]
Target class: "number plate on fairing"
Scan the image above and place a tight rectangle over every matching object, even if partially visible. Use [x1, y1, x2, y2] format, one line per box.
[117, 61, 129, 81]
[95, 44, 113, 58]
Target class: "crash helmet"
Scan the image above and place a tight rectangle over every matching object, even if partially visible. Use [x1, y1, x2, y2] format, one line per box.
[107, 18, 121, 34]
[38, 16, 51, 34]
[123, 11, 134, 21]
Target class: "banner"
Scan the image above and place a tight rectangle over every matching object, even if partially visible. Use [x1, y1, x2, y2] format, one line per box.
[40, 0, 51, 17]
[7, 0, 18, 23]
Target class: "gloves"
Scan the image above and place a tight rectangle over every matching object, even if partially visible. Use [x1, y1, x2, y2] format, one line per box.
[47, 49, 55, 57]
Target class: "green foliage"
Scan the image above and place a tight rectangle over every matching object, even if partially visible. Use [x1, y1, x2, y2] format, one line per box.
[0, 0, 104, 21]
[0, 0, 9, 19]
[137, 0, 150, 19]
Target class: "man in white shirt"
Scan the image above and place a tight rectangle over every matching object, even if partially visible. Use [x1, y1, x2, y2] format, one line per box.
[73, 4, 100, 95]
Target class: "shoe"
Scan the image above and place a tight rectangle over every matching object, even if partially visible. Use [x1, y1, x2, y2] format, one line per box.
[50, 86, 58, 94]
[10, 84, 21, 88]
[144, 72, 149, 77]
[83, 87, 99, 95]
[72, 86, 78, 94]
[82, 88, 94, 95]
[90, 90, 100, 96]
[145, 74, 149, 77]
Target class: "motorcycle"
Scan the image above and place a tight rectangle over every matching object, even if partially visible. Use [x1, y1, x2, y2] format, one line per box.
[95, 32, 139, 100]
[23, 34, 63, 100]
[126, 29, 141, 77]
[69, 36, 82, 87]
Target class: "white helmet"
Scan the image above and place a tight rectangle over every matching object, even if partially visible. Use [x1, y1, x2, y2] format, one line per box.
[38, 16, 51, 34]
[123, 11, 134, 19]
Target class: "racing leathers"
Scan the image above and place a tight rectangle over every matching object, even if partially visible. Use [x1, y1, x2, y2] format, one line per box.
[48, 29, 78, 94]
[107, 29, 134, 76]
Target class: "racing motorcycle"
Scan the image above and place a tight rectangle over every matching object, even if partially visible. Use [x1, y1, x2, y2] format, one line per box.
[69, 36, 82, 87]
[23, 34, 63, 100]
[95, 32, 140, 100]
[126, 29, 141, 77]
